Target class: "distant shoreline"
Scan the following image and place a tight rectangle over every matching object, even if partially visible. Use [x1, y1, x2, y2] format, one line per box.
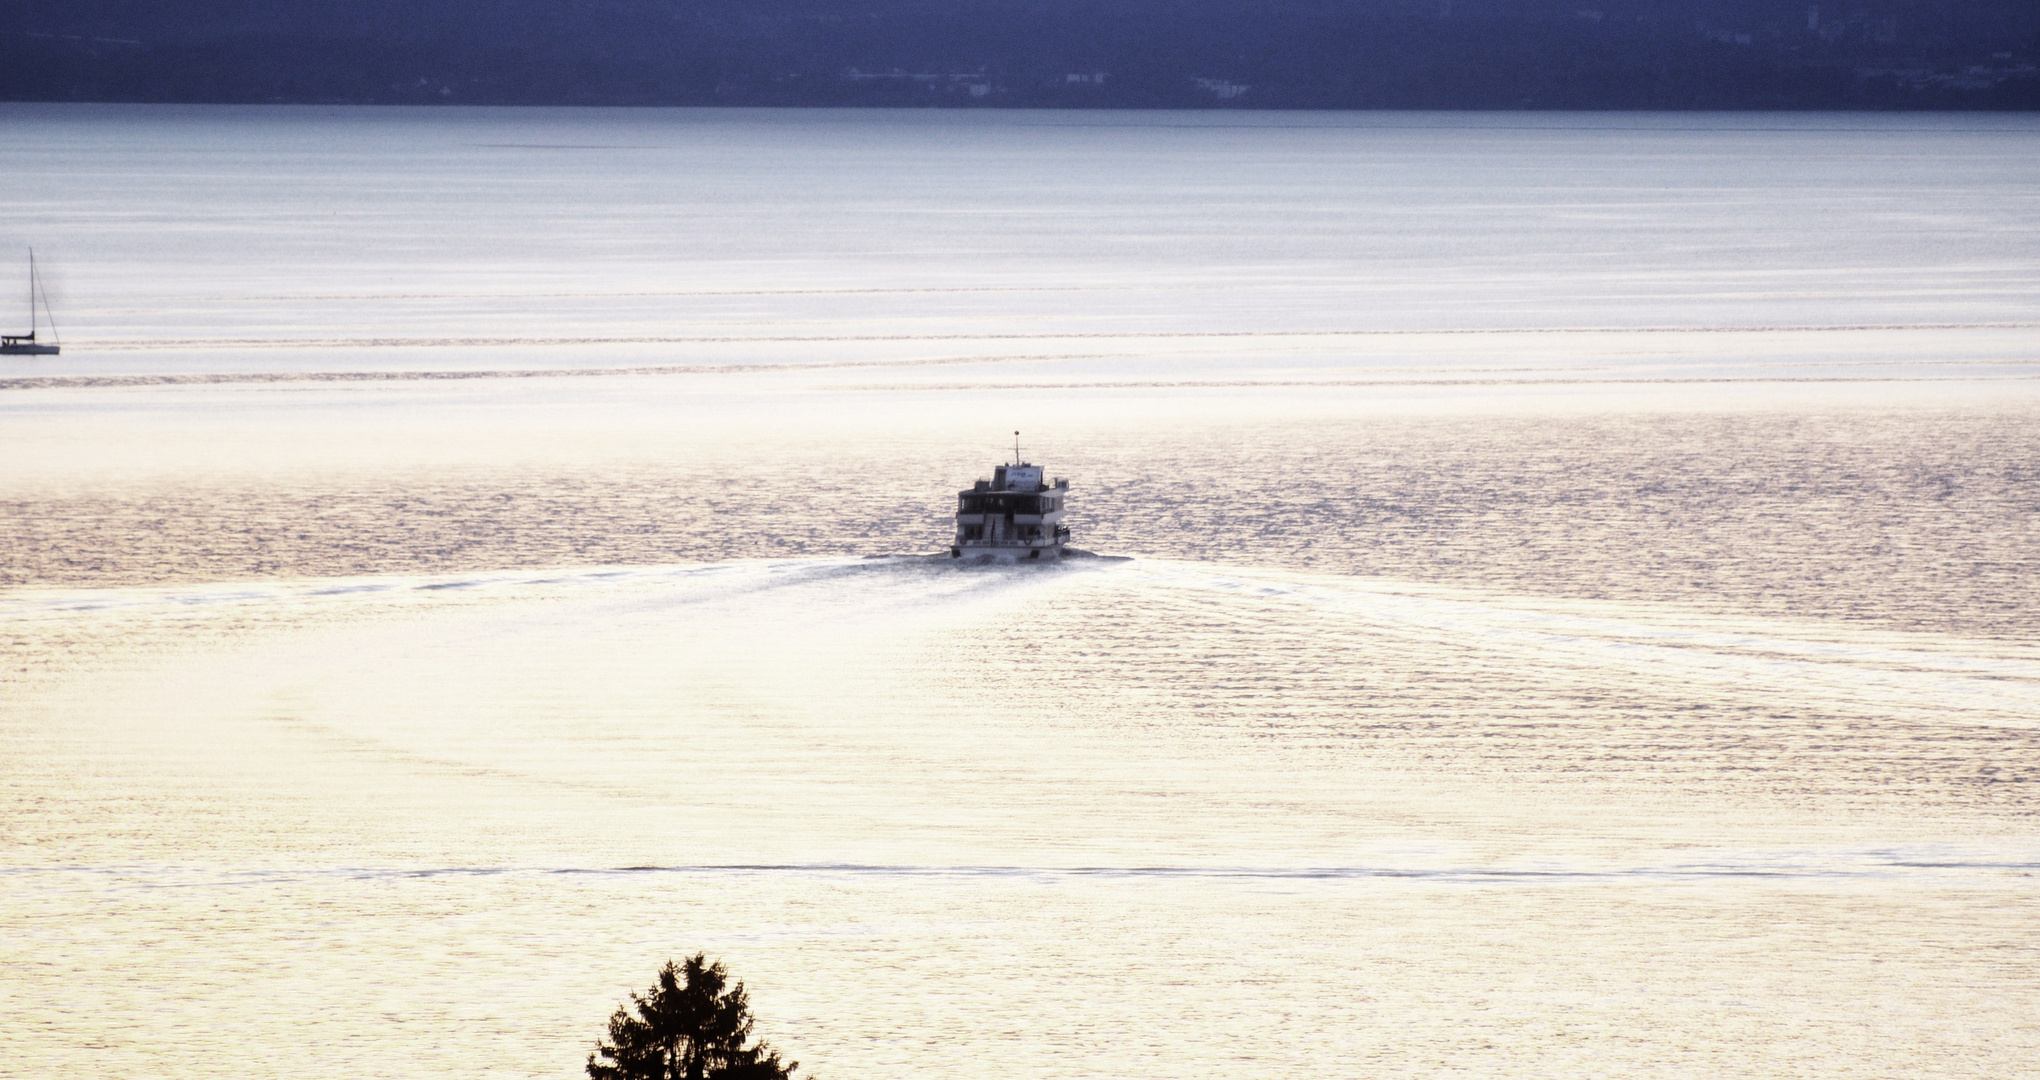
[7, 0, 2036, 111]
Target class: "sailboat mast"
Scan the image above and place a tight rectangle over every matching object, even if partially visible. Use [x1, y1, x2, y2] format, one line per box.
[36, 252, 56, 346]
[24, 250, 32, 337]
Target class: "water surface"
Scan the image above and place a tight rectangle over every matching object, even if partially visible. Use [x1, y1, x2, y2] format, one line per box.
[2, 107, 2037, 1079]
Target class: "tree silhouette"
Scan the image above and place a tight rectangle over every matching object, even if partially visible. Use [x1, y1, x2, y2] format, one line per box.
[588, 955, 799, 1080]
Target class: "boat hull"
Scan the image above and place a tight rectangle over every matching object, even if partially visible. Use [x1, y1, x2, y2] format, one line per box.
[0, 343, 57, 355]
[949, 542, 1067, 562]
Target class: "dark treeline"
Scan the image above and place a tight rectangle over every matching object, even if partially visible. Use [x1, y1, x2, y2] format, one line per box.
[8, 0, 2038, 108]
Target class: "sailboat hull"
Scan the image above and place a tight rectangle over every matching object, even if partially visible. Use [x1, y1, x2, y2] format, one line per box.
[0, 343, 58, 355]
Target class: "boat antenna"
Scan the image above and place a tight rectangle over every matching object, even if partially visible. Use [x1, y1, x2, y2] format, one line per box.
[1013, 430, 1021, 464]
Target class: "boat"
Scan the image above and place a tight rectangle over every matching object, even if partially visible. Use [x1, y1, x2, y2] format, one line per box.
[1, 250, 60, 356]
[951, 433, 1072, 560]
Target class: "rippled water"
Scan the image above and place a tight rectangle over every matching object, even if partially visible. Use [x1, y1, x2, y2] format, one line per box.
[3, 107, 2038, 1079]
[10, 401, 2037, 638]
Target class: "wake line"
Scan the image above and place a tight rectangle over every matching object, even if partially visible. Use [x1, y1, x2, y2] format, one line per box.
[10, 856, 2035, 888]
[44, 320, 2040, 352]
[866, 374, 2040, 392]
[545, 857, 2040, 882]
[19, 371, 2035, 393]
[172, 283, 1152, 303]
[0, 553, 1057, 619]
[1127, 562, 2040, 719]
[0, 560, 790, 618]
[8, 372, 2033, 393]
[6, 354, 2034, 393]
[0, 350, 1150, 390]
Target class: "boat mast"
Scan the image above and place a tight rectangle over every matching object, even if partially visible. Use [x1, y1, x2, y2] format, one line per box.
[32, 251, 56, 346]
[23, 250, 31, 338]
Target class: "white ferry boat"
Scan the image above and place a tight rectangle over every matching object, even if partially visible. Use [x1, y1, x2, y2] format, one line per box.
[951, 443, 1071, 560]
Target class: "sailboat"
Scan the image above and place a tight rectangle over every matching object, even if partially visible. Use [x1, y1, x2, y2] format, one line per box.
[1, 250, 60, 356]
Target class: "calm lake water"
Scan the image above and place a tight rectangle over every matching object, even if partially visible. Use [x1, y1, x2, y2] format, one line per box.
[2, 106, 2037, 1079]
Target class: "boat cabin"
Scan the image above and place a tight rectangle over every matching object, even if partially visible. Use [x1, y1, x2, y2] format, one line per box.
[952, 461, 1071, 559]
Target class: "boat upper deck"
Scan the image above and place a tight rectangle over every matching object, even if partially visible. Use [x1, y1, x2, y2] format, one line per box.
[951, 455, 1072, 556]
